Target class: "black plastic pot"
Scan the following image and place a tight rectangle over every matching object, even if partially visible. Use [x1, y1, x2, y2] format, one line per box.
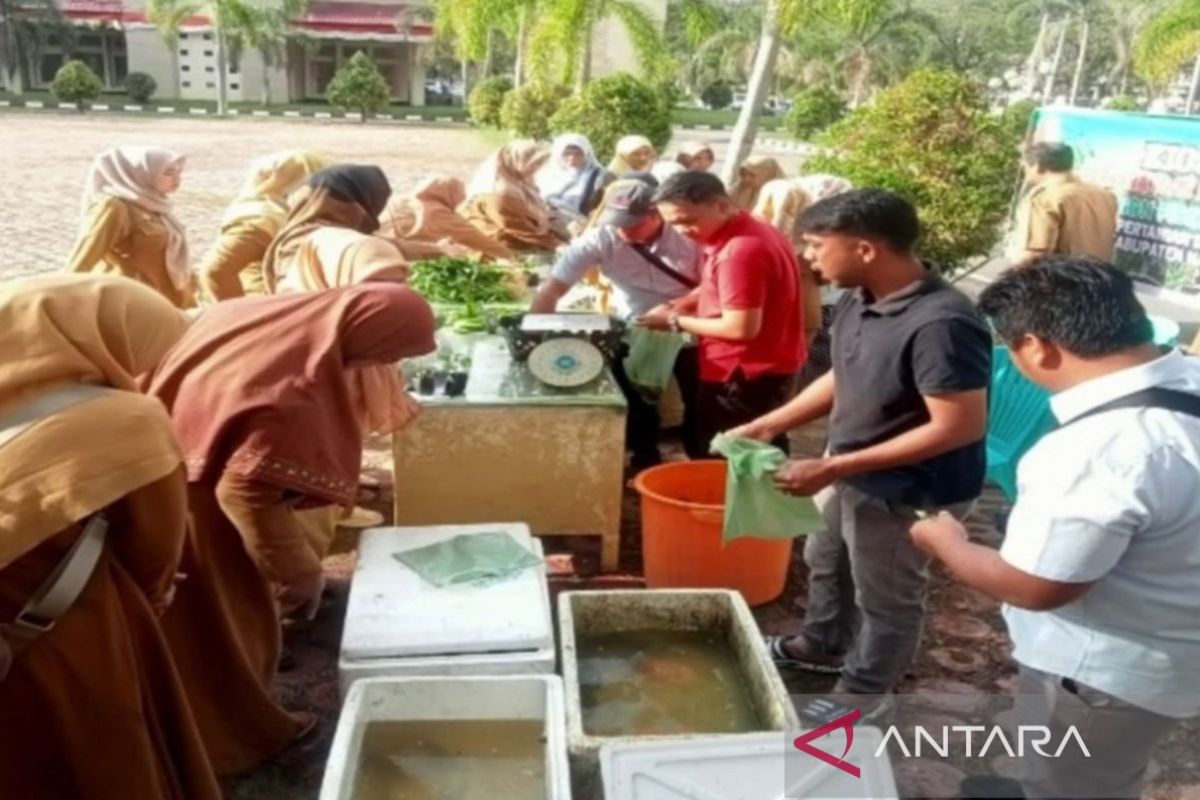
[417, 371, 437, 395]
[444, 371, 469, 397]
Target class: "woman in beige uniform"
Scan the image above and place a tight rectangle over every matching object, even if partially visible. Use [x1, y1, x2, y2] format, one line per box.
[0, 274, 220, 800]
[460, 141, 562, 253]
[379, 176, 514, 262]
[198, 150, 329, 301]
[65, 146, 194, 308]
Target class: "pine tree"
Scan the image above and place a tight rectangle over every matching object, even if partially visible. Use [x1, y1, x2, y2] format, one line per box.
[326, 51, 391, 123]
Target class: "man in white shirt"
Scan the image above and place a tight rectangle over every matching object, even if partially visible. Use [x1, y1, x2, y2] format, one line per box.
[911, 256, 1200, 799]
[530, 178, 704, 467]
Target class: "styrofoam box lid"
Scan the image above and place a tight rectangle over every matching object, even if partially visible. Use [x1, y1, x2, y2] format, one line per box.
[601, 729, 898, 800]
[341, 524, 553, 661]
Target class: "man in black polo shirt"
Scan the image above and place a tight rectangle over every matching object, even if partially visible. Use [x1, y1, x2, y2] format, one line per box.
[732, 189, 991, 707]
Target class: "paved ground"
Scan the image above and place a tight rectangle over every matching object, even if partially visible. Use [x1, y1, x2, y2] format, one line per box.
[0, 113, 807, 284]
[0, 113, 499, 281]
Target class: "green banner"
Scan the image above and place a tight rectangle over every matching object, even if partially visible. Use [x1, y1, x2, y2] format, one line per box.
[1029, 108, 1200, 291]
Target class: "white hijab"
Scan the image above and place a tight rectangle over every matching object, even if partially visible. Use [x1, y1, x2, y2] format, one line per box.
[83, 146, 190, 290]
[538, 133, 602, 213]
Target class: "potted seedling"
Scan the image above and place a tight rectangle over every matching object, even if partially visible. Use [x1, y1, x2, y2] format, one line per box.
[443, 352, 471, 397]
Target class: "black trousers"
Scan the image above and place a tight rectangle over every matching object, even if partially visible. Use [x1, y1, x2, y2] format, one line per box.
[696, 370, 797, 455]
[610, 346, 701, 467]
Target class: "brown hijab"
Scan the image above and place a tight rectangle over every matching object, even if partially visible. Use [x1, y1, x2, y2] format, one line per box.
[145, 284, 436, 507]
[262, 165, 392, 292]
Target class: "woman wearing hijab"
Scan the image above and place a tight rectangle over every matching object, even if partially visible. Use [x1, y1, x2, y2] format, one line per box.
[752, 179, 823, 345]
[0, 274, 220, 800]
[263, 164, 408, 293]
[65, 146, 195, 308]
[675, 141, 715, 172]
[461, 140, 562, 252]
[379, 176, 514, 261]
[539, 133, 610, 223]
[199, 150, 329, 301]
[730, 155, 786, 210]
[145, 284, 437, 776]
[608, 135, 657, 176]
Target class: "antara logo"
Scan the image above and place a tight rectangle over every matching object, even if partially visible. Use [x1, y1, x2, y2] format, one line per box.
[792, 712, 1092, 779]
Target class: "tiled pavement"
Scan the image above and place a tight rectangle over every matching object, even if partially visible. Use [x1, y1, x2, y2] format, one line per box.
[0, 112, 496, 282]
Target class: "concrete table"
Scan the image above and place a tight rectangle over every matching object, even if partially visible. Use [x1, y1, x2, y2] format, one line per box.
[392, 337, 627, 572]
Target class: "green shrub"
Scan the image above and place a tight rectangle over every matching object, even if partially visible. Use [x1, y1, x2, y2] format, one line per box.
[327, 51, 391, 123]
[51, 59, 103, 111]
[1106, 95, 1143, 112]
[499, 82, 568, 140]
[1001, 98, 1038, 141]
[467, 76, 513, 127]
[784, 85, 845, 140]
[124, 72, 157, 104]
[805, 69, 1020, 274]
[549, 73, 672, 162]
[700, 81, 733, 110]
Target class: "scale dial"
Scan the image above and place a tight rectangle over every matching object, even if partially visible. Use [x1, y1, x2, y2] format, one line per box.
[527, 338, 606, 388]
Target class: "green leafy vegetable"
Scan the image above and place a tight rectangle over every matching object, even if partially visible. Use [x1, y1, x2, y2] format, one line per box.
[410, 258, 518, 305]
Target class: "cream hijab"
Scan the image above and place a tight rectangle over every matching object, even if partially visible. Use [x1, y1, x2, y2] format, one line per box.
[0, 274, 189, 567]
[608, 136, 656, 176]
[222, 150, 330, 230]
[83, 146, 191, 290]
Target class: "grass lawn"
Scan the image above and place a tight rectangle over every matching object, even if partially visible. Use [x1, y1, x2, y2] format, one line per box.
[671, 107, 784, 130]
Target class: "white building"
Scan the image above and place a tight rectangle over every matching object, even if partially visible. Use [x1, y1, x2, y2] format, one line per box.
[1, 0, 434, 104]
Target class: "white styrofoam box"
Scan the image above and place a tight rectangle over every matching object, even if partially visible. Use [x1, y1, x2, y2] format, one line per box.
[320, 675, 572, 800]
[601, 729, 899, 800]
[559, 590, 801, 800]
[338, 524, 555, 693]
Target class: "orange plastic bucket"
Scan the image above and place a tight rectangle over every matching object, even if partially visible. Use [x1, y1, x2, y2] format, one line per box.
[633, 460, 794, 606]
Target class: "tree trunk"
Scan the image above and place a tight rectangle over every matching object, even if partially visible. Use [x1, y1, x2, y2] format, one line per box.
[721, 0, 780, 187]
[1022, 12, 1050, 97]
[214, 11, 229, 115]
[0, 3, 27, 94]
[260, 49, 271, 106]
[849, 47, 871, 107]
[483, 28, 495, 78]
[513, 5, 527, 88]
[1068, 16, 1088, 106]
[577, 21, 593, 90]
[460, 58, 470, 103]
[1042, 17, 1068, 103]
[1188, 53, 1200, 116]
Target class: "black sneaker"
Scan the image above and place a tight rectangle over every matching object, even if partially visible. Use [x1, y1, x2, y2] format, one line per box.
[764, 635, 845, 674]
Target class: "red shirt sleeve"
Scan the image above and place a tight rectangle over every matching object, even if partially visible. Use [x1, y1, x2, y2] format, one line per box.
[716, 237, 768, 311]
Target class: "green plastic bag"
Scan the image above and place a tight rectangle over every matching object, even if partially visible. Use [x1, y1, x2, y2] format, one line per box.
[711, 434, 826, 543]
[622, 328, 686, 400]
[393, 532, 542, 587]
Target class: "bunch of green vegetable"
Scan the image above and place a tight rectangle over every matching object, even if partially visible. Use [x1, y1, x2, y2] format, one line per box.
[410, 258, 517, 305]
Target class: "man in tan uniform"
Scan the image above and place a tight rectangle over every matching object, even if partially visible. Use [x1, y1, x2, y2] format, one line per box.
[1010, 142, 1118, 267]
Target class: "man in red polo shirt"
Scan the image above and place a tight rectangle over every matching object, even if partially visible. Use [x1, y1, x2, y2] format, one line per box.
[639, 170, 805, 452]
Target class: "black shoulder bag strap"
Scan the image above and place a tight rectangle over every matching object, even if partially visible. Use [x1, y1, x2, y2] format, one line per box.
[629, 242, 700, 290]
[1063, 387, 1200, 428]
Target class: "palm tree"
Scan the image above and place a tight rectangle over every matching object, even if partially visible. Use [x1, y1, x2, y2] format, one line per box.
[721, 0, 781, 185]
[1135, 0, 1200, 112]
[525, 0, 670, 88]
[222, 0, 307, 106]
[147, 0, 238, 114]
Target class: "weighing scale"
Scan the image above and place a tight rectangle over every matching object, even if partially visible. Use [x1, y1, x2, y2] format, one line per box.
[500, 313, 626, 388]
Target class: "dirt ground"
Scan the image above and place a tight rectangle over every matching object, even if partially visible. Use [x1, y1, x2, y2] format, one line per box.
[228, 424, 1200, 800]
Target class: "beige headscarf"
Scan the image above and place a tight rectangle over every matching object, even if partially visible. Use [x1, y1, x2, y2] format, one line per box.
[675, 141, 714, 170]
[83, 146, 190, 289]
[608, 136, 656, 176]
[0, 274, 189, 567]
[466, 140, 551, 207]
[731, 156, 786, 210]
[752, 179, 810, 247]
[222, 150, 330, 231]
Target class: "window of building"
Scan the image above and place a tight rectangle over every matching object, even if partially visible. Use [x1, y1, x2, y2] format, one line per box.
[183, 81, 192, 87]
[182, 65, 191, 72]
